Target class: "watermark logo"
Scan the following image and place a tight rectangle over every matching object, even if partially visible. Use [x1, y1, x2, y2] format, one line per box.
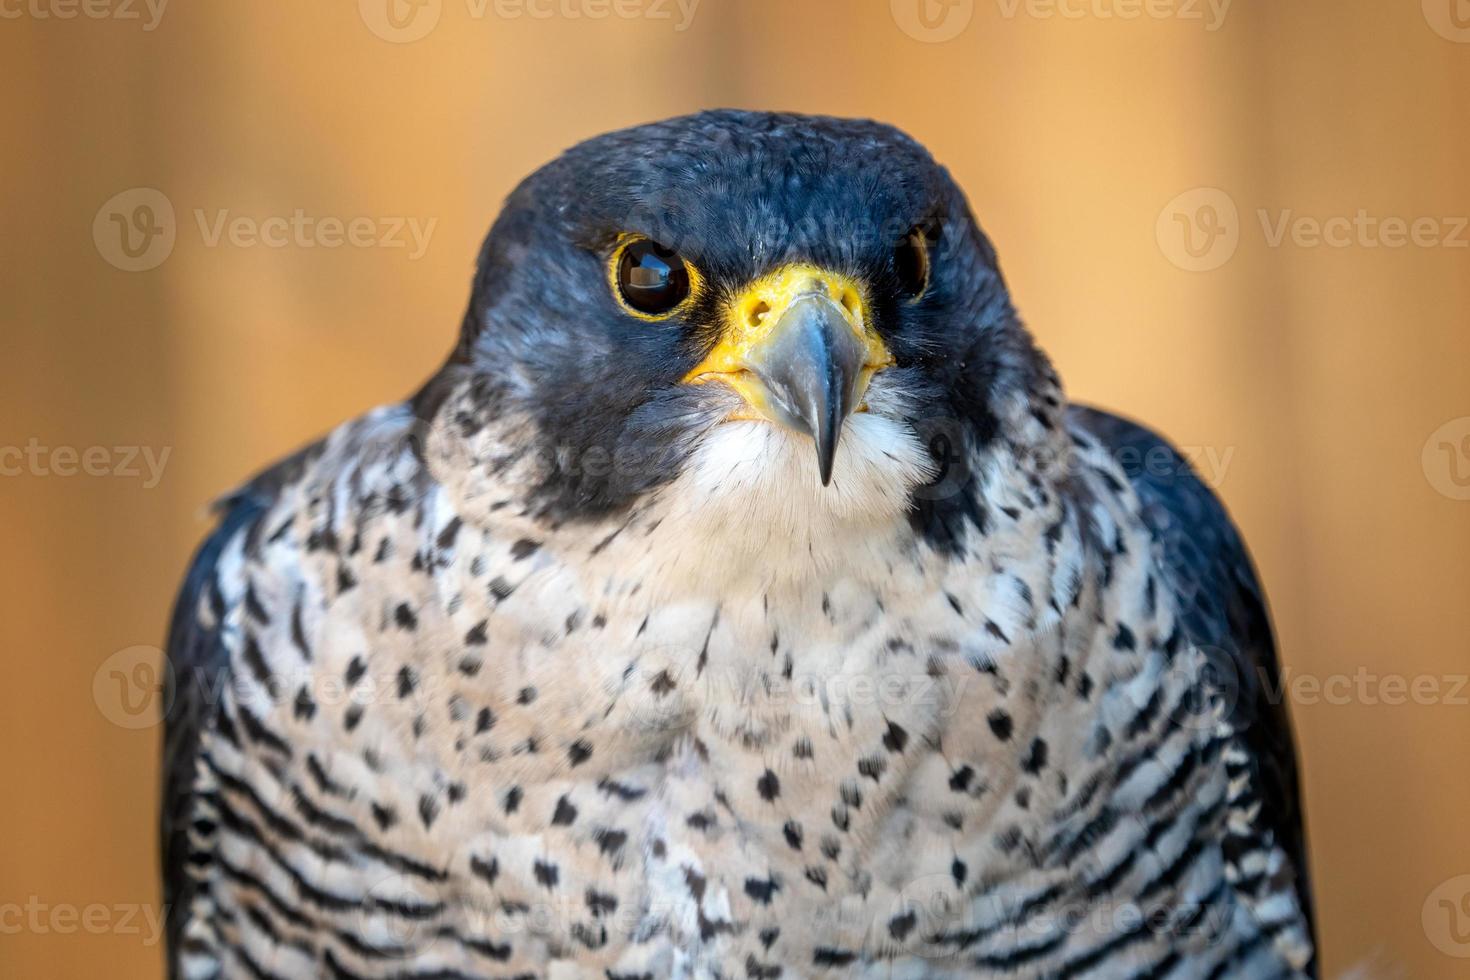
[93, 187, 176, 272]
[1156, 187, 1239, 271]
[93, 645, 173, 730]
[1424, 875, 1470, 958]
[93, 187, 438, 271]
[359, 0, 442, 43]
[1162, 645, 1243, 733]
[1423, 417, 1470, 501]
[881, 872, 969, 958]
[891, 0, 975, 42]
[359, 874, 439, 952]
[1423, 0, 1470, 43]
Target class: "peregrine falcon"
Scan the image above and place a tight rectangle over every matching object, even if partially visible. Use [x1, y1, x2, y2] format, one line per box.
[161, 110, 1315, 979]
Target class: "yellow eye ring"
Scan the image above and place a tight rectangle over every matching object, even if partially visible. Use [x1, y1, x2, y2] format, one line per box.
[608, 234, 703, 321]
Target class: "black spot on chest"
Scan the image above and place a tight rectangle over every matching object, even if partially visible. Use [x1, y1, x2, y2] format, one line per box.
[882, 720, 909, 753]
[1022, 737, 1048, 774]
[987, 709, 1013, 740]
[344, 656, 366, 686]
[743, 876, 780, 905]
[551, 795, 578, 826]
[533, 859, 559, 889]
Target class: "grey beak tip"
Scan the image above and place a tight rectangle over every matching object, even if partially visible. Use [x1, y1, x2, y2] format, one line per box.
[748, 293, 864, 491]
[816, 418, 840, 487]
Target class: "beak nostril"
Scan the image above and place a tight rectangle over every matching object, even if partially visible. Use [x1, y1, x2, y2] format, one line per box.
[840, 290, 862, 318]
[747, 300, 771, 328]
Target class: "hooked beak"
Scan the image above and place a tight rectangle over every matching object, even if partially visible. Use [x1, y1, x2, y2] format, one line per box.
[683, 266, 893, 485]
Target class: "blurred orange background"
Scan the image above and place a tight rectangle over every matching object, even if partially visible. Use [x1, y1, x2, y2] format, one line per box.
[3, 1, 1469, 977]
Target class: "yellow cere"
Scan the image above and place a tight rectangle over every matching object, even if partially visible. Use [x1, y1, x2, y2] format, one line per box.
[683, 264, 894, 419]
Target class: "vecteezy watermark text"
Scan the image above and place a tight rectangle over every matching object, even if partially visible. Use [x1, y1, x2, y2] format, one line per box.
[891, 0, 1229, 42]
[93, 188, 437, 272]
[1258, 209, 1470, 250]
[193, 209, 436, 259]
[0, 898, 168, 946]
[0, 0, 168, 30]
[1157, 187, 1470, 271]
[0, 439, 170, 487]
[994, 0, 1231, 31]
[359, 0, 700, 43]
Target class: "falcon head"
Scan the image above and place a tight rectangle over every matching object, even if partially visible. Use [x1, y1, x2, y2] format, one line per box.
[417, 110, 1054, 556]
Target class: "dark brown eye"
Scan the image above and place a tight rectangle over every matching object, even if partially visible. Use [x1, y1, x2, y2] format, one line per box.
[616, 238, 691, 316]
[894, 224, 936, 299]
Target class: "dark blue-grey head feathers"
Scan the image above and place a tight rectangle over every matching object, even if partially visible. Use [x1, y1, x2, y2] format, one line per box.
[416, 109, 1046, 540]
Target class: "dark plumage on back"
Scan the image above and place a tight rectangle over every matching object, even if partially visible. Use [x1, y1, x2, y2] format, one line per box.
[1072, 405, 1316, 971]
[159, 445, 322, 964]
[160, 489, 268, 960]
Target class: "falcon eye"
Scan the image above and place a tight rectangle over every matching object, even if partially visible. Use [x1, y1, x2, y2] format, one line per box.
[614, 237, 692, 317]
[894, 224, 936, 300]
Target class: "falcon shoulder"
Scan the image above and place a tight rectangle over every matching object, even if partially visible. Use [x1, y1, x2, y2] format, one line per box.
[158, 444, 321, 973]
[1068, 404, 1317, 975]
